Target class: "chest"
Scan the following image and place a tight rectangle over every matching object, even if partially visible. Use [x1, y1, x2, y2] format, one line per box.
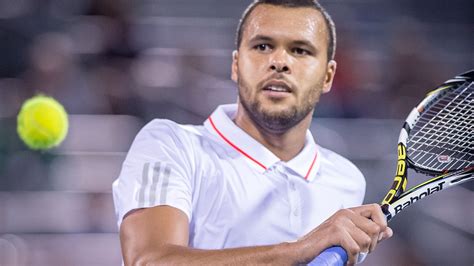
[188, 160, 344, 249]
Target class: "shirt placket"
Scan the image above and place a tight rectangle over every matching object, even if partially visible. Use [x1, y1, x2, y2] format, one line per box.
[276, 164, 302, 232]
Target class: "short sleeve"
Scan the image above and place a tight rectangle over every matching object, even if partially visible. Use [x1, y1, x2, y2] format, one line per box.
[112, 119, 195, 228]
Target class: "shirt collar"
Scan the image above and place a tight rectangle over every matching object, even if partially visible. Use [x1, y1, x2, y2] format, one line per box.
[204, 104, 320, 182]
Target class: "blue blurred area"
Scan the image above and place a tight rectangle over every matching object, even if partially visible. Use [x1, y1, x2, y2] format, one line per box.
[0, 0, 472, 265]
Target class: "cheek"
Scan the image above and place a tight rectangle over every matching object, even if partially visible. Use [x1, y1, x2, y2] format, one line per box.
[300, 59, 325, 77]
[302, 87, 319, 103]
[240, 55, 266, 75]
[298, 60, 326, 87]
[298, 68, 326, 103]
[238, 56, 266, 89]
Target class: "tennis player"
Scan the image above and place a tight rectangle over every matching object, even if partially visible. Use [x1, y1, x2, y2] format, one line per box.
[113, 0, 393, 265]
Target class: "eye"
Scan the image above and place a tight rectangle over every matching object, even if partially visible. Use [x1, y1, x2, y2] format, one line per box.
[293, 47, 311, 56]
[254, 44, 272, 52]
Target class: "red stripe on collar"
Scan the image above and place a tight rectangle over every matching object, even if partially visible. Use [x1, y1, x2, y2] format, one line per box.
[304, 151, 318, 180]
[209, 116, 267, 170]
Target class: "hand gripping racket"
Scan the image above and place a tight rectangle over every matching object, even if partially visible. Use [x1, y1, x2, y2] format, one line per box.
[309, 69, 474, 266]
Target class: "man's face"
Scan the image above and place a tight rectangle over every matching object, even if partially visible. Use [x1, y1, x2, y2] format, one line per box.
[232, 4, 336, 132]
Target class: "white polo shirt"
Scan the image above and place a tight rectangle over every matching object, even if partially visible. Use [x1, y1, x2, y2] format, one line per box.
[113, 104, 365, 249]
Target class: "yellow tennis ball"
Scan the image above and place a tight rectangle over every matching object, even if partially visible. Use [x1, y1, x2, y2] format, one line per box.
[17, 95, 69, 150]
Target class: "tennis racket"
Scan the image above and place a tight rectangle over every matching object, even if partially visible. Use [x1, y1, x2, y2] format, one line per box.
[309, 69, 474, 266]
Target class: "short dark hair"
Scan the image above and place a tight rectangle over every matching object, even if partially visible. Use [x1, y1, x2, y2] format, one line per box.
[235, 0, 336, 61]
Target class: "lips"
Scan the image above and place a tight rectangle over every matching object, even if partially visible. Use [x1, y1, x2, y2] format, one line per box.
[262, 80, 293, 93]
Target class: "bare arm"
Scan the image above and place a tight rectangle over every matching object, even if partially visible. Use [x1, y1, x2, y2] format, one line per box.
[120, 204, 392, 265]
[120, 205, 301, 265]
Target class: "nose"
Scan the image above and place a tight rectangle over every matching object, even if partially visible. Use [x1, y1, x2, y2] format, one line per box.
[269, 50, 290, 74]
[270, 64, 289, 73]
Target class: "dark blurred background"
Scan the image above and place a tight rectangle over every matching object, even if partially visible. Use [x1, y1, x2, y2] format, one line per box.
[0, 0, 472, 265]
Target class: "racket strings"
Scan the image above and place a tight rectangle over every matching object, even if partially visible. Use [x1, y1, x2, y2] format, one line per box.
[416, 104, 473, 150]
[413, 91, 472, 150]
[412, 84, 473, 147]
[408, 82, 473, 172]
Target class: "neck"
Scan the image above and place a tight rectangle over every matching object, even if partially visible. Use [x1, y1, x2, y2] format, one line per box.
[234, 103, 313, 162]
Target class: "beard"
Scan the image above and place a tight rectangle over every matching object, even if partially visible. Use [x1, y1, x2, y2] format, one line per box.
[237, 77, 321, 133]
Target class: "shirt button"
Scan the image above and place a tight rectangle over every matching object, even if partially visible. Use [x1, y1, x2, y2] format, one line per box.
[293, 209, 298, 216]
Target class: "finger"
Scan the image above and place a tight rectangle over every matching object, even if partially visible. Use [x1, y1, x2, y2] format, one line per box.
[324, 218, 365, 265]
[351, 204, 388, 252]
[378, 226, 393, 242]
[339, 229, 363, 265]
[346, 211, 382, 253]
[340, 221, 377, 264]
[354, 204, 388, 231]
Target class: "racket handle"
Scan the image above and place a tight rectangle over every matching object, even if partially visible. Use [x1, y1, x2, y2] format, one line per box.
[308, 246, 368, 265]
[307, 246, 347, 266]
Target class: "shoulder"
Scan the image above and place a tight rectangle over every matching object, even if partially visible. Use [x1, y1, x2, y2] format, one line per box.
[131, 119, 207, 149]
[120, 119, 208, 170]
[127, 119, 224, 166]
[138, 119, 204, 140]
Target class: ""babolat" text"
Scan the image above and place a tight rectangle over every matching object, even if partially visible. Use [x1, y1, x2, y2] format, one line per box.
[394, 181, 445, 214]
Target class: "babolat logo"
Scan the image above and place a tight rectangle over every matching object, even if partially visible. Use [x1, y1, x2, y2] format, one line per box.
[394, 182, 445, 214]
[437, 155, 451, 163]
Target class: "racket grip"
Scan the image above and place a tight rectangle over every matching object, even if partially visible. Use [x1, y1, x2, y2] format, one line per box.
[307, 246, 347, 266]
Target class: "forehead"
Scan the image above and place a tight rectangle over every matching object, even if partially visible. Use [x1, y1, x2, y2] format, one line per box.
[242, 4, 327, 45]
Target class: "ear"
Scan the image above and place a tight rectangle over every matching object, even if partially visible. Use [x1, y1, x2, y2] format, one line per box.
[231, 50, 239, 83]
[322, 60, 337, 94]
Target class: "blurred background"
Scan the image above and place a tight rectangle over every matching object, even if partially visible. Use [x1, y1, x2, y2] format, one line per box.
[0, 0, 472, 265]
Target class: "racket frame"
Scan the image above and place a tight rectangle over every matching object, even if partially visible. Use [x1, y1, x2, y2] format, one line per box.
[382, 168, 473, 220]
[381, 75, 474, 220]
[309, 70, 473, 266]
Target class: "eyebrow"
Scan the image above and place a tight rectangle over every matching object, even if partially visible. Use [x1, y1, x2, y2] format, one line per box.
[292, 40, 316, 49]
[248, 35, 274, 44]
